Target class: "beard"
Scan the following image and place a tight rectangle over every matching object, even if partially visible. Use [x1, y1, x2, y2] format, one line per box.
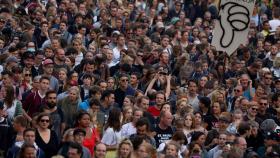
[47, 102, 56, 109]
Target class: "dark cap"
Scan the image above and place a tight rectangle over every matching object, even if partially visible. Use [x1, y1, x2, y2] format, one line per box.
[73, 128, 86, 136]
[23, 51, 35, 60]
[198, 96, 211, 107]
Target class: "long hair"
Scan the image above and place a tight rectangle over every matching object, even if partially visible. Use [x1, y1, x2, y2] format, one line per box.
[104, 108, 121, 131]
[4, 85, 15, 108]
[117, 138, 133, 158]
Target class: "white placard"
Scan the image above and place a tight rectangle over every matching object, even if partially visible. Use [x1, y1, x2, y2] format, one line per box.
[211, 0, 256, 56]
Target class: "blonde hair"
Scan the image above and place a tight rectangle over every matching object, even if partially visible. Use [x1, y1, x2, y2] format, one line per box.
[117, 138, 133, 158]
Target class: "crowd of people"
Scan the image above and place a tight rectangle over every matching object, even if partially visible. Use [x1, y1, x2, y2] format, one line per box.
[0, 0, 279, 158]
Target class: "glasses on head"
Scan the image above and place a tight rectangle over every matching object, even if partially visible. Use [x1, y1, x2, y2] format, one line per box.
[40, 119, 50, 123]
[25, 74, 31, 77]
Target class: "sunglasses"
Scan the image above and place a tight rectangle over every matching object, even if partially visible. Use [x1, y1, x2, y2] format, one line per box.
[121, 79, 129, 82]
[40, 119, 50, 123]
[259, 103, 267, 105]
[234, 89, 241, 92]
[25, 74, 31, 77]
[251, 107, 258, 111]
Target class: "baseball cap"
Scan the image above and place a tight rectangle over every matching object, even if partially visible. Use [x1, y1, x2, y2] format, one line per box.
[42, 59, 54, 66]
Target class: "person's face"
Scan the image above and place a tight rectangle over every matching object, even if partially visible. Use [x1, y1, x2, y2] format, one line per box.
[73, 42, 82, 51]
[184, 115, 193, 128]
[188, 82, 197, 94]
[43, 64, 54, 75]
[46, 93, 57, 106]
[57, 50, 66, 61]
[140, 99, 149, 110]
[160, 52, 169, 64]
[199, 77, 208, 87]
[68, 148, 81, 158]
[256, 86, 265, 96]
[212, 103, 221, 114]
[2, 74, 12, 86]
[99, 82, 107, 92]
[120, 77, 129, 88]
[51, 39, 60, 49]
[166, 144, 177, 157]
[118, 37, 125, 46]
[24, 131, 36, 144]
[197, 135, 206, 146]
[95, 144, 106, 158]
[162, 104, 171, 112]
[258, 99, 268, 111]
[161, 38, 169, 47]
[83, 78, 92, 86]
[178, 101, 187, 110]
[238, 138, 247, 151]
[40, 79, 50, 91]
[163, 112, 173, 126]
[59, 23, 67, 31]
[45, 48, 54, 58]
[133, 111, 143, 122]
[69, 90, 78, 101]
[123, 97, 132, 107]
[240, 76, 249, 88]
[24, 58, 34, 68]
[74, 132, 85, 144]
[130, 75, 138, 85]
[39, 116, 50, 129]
[59, 71, 67, 81]
[137, 125, 148, 136]
[23, 147, 36, 158]
[156, 94, 165, 106]
[124, 109, 133, 119]
[107, 79, 115, 89]
[251, 127, 258, 136]
[119, 144, 131, 158]
[248, 105, 258, 116]
[107, 94, 115, 105]
[264, 75, 273, 85]
[194, 113, 202, 124]
[85, 64, 95, 73]
[137, 145, 148, 158]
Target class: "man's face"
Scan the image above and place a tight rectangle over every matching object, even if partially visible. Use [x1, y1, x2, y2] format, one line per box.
[46, 93, 57, 107]
[2, 74, 12, 86]
[264, 74, 273, 85]
[258, 99, 268, 111]
[119, 77, 129, 89]
[40, 79, 50, 91]
[133, 111, 143, 122]
[161, 38, 169, 47]
[118, 36, 125, 46]
[85, 64, 95, 73]
[163, 112, 173, 126]
[43, 64, 54, 75]
[107, 94, 115, 105]
[95, 144, 106, 158]
[156, 94, 165, 106]
[68, 147, 81, 158]
[137, 125, 148, 136]
[60, 23, 67, 31]
[24, 58, 35, 68]
[74, 133, 85, 144]
[160, 52, 169, 64]
[56, 49, 66, 61]
[240, 76, 249, 88]
[130, 75, 138, 85]
[24, 131, 36, 144]
[218, 134, 227, 147]
[188, 82, 197, 94]
[140, 99, 149, 110]
[23, 147, 36, 158]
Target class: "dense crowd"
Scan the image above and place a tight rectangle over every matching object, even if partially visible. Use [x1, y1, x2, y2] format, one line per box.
[0, 0, 279, 158]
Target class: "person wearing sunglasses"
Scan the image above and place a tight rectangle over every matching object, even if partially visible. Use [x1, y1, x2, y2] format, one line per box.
[35, 112, 59, 158]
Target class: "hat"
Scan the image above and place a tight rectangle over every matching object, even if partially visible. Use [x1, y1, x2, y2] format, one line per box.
[261, 119, 277, 133]
[6, 56, 18, 63]
[264, 131, 280, 141]
[73, 128, 86, 136]
[42, 59, 54, 66]
[171, 17, 180, 25]
[156, 22, 164, 28]
[23, 51, 35, 60]
[198, 96, 211, 107]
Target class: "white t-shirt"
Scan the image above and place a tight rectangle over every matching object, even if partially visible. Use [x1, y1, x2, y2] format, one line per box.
[101, 127, 122, 146]
[269, 19, 280, 32]
[121, 122, 136, 138]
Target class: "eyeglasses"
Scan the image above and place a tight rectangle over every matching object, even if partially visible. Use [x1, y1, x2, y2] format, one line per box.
[251, 107, 258, 111]
[25, 74, 31, 77]
[40, 119, 50, 123]
[121, 79, 129, 82]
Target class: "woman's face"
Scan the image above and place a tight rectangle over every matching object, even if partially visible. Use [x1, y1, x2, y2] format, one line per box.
[58, 70, 67, 81]
[39, 116, 50, 129]
[123, 97, 132, 107]
[119, 144, 131, 158]
[212, 102, 221, 114]
[24, 71, 32, 81]
[137, 145, 148, 158]
[71, 73, 79, 81]
[177, 101, 187, 110]
[79, 114, 91, 127]
[124, 109, 133, 119]
[68, 90, 78, 101]
[107, 79, 115, 89]
[184, 115, 193, 128]
[65, 57, 73, 67]
[197, 135, 206, 146]
[166, 144, 177, 157]
[195, 113, 202, 125]
[199, 77, 208, 87]
[256, 86, 264, 96]
[162, 104, 171, 112]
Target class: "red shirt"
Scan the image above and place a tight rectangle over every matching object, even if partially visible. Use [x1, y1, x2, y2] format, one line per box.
[148, 106, 160, 117]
